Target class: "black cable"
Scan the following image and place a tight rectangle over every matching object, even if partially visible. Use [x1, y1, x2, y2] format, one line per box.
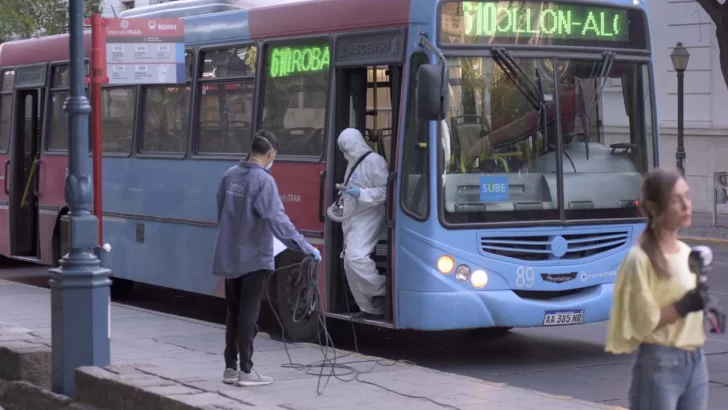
[264, 256, 461, 410]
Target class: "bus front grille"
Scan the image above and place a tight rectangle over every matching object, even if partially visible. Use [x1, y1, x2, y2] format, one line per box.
[478, 229, 630, 261]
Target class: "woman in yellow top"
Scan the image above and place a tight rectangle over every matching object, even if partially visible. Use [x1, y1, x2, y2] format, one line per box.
[606, 168, 712, 410]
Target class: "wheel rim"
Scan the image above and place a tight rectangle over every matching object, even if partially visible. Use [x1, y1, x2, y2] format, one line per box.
[285, 266, 316, 324]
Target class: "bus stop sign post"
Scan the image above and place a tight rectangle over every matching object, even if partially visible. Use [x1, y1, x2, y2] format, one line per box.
[87, 14, 109, 245]
[49, 0, 111, 397]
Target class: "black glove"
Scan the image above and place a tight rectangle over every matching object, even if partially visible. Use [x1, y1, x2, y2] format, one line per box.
[674, 286, 710, 317]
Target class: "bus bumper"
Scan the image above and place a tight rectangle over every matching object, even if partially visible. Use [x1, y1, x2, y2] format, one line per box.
[396, 283, 613, 331]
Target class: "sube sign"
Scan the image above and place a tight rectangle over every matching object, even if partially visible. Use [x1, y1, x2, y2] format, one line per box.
[479, 176, 509, 202]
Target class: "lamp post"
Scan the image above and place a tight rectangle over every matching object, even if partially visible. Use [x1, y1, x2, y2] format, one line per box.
[49, 0, 111, 396]
[670, 41, 690, 176]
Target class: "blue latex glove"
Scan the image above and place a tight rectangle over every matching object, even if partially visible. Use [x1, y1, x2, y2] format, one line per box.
[342, 186, 361, 199]
[310, 248, 322, 262]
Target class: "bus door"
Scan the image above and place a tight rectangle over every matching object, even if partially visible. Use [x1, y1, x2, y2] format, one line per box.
[8, 65, 46, 259]
[326, 30, 404, 323]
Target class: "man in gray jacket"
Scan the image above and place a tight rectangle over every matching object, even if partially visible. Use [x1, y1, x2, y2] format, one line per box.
[212, 130, 321, 387]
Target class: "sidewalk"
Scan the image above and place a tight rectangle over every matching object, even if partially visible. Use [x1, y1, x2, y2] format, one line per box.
[681, 211, 728, 243]
[0, 278, 622, 410]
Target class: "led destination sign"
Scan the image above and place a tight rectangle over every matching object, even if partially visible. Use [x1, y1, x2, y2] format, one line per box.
[267, 44, 330, 78]
[441, 1, 646, 49]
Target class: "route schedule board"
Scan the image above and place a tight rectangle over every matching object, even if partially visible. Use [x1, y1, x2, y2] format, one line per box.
[105, 18, 185, 85]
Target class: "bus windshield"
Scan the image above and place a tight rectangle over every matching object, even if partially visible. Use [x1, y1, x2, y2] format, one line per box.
[441, 55, 655, 225]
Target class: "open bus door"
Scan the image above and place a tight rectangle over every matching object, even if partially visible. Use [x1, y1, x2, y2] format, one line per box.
[8, 65, 45, 260]
[326, 31, 404, 325]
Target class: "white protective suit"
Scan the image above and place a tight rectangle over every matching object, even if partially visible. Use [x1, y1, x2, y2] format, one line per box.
[338, 128, 389, 316]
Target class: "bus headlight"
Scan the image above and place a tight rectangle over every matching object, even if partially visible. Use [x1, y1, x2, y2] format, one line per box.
[437, 255, 455, 274]
[471, 269, 488, 289]
[455, 265, 471, 282]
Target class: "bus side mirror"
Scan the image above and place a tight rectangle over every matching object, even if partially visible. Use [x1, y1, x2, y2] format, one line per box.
[416, 64, 448, 121]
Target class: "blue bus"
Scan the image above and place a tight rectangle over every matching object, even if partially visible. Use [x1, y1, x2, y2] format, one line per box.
[0, 0, 655, 341]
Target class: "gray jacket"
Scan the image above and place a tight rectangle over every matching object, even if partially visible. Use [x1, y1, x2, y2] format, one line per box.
[212, 161, 315, 278]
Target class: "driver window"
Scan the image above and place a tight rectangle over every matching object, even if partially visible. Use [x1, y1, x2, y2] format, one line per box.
[196, 45, 257, 154]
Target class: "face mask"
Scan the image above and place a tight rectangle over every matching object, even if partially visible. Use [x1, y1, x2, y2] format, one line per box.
[265, 161, 273, 170]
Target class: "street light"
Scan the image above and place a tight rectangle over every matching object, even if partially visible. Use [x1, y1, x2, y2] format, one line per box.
[670, 41, 690, 176]
[48, 0, 111, 397]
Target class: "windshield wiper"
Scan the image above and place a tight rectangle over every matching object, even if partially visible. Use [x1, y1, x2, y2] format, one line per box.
[491, 48, 544, 110]
[491, 48, 559, 168]
[579, 51, 616, 160]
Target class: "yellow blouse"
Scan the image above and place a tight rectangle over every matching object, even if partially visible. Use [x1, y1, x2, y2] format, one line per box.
[605, 241, 705, 354]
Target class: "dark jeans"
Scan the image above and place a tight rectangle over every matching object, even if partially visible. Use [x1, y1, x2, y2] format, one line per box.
[224, 270, 269, 373]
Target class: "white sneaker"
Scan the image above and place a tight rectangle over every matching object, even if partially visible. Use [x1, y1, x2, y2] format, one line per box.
[222, 368, 238, 384]
[236, 368, 273, 386]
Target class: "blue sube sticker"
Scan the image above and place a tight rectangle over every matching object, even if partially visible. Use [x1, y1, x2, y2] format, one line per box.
[479, 176, 509, 202]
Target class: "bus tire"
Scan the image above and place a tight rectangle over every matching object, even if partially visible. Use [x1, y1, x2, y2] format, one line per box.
[274, 254, 321, 343]
[110, 277, 135, 299]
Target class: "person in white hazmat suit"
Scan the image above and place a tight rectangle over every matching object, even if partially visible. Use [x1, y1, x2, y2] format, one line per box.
[337, 128, 389, 318]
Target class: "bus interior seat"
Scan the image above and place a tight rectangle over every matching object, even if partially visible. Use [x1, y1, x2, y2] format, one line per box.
[452, 116, 486, 169]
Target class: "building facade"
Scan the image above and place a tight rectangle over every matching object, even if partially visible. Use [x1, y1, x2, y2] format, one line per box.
[646, 0, 728, 213]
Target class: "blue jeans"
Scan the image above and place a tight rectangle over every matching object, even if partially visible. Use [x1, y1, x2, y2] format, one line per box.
[629, 343, 709, 410]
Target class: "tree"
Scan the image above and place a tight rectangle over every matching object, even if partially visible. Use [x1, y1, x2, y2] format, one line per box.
[0, 0, 103, 43]
[696, 0, 728, 88]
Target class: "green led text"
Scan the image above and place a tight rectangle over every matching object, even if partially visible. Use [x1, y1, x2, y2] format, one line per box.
[268, 45, 330, 78]
[461, 2, 628, 42]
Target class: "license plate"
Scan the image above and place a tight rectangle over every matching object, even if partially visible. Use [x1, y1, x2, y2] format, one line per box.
[543, 309, 584, 326]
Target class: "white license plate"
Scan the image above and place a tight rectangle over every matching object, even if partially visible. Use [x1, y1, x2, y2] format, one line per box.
[543, 309, 584, 326]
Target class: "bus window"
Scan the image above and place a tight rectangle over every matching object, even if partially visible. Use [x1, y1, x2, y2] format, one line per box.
[101, 86, 136, 154]
[141, 86, 190, 153]
[47, 65, 70, 151]
[140, 52, 193, 154]
[197, 46, 256, 154]
[400, 53, 429, 219]
[0, 70, 13, 152]
[260, 40, 330, 158]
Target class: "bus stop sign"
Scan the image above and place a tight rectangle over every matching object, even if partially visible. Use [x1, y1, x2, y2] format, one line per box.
[105, 18, 185, 85]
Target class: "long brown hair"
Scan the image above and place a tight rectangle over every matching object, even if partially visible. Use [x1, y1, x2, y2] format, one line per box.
[638, 168, 682, 278]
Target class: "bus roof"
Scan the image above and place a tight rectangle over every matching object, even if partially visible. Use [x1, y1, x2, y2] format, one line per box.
[0, 32, 92, 67]
[0, 0, 412, 67]
[118, 0, 242, 18]
[0, 0, 649, 67]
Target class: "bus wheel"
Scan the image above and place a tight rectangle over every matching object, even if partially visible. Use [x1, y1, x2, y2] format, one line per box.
[110, 277, 135, 299]
[275, 261, 320, 343]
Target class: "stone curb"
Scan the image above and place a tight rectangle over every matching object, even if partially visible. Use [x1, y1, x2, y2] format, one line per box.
[680, 235, 728, 245]
[0, 379, 100, 410]
[0, 325, 51, 390]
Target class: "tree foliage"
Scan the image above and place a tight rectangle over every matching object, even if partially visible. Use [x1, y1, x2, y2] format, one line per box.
[0, 0, 103, 42]
[696, 0, 728, 88]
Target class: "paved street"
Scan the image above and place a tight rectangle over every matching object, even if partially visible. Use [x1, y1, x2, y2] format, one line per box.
[2, 238, 728, 409]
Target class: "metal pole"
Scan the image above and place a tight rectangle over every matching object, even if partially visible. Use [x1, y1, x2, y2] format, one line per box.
[676, 69, 686, 176]
[49, 0, 111, 396]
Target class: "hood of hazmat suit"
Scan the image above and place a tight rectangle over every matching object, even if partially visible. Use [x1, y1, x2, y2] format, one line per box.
[337, 128, 389, 315]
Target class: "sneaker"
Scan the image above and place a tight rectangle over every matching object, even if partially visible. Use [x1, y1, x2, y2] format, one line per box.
[222, 368, 238, 385]
[236, 368, 273, 387]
